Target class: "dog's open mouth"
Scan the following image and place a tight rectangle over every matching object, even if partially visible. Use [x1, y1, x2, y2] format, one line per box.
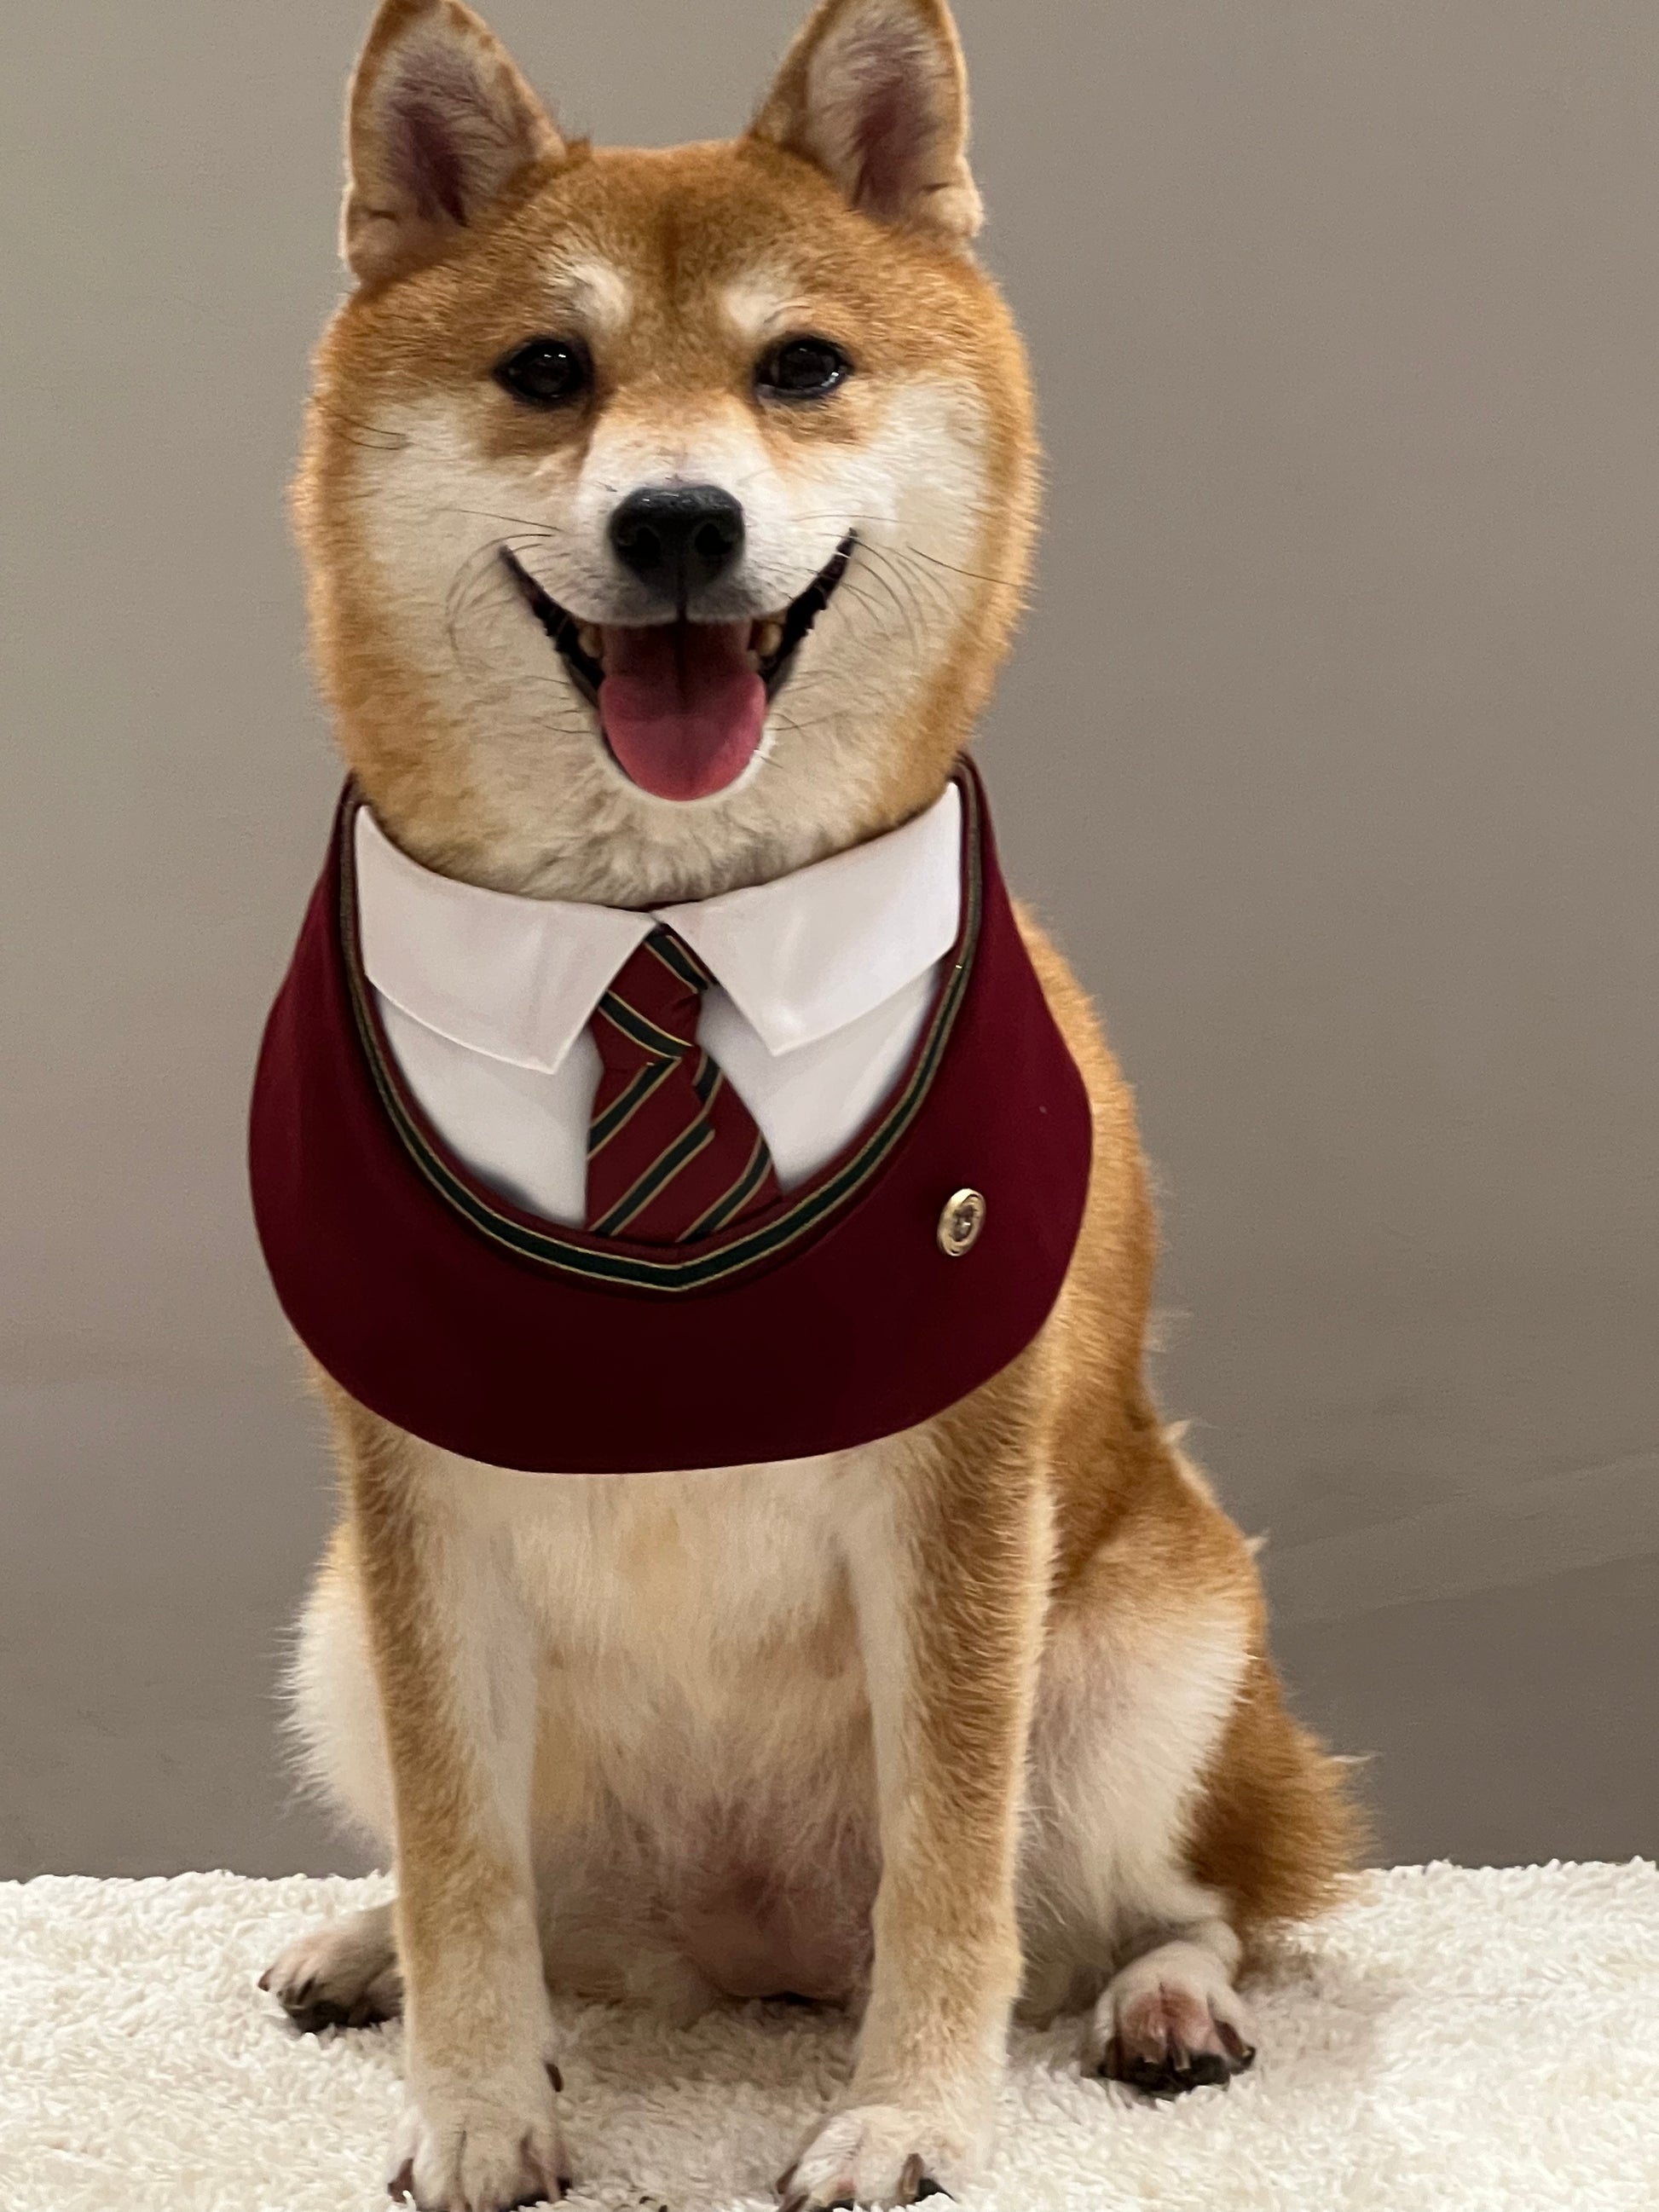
[500, 535, 854, 802]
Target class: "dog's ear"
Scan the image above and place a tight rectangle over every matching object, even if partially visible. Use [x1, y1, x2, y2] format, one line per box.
[749, 0, 982, 246]
[342, 0, 563, 286]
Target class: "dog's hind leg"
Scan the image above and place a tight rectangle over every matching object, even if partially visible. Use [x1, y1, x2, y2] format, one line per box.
[1022, 1454, 1360, 2097]
[1023, 1580, 1258, 2093]
[1083, 1636, 1361, 2094]
[261, 1900, 402, 2032]
[285, 1516, 396, 1850]
[1089, 1925, 1256, 2093]
[263, 1516, 404, 2029]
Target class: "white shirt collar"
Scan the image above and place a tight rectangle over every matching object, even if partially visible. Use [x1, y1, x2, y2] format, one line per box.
[353, 783, 962, 1077]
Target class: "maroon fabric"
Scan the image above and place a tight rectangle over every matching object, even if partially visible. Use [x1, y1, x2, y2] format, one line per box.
[248, 765, 1093, 1475]
[583, 927, 781, 1241]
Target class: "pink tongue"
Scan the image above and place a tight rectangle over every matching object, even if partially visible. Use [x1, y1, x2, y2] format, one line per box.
[598, 621, 766, 801]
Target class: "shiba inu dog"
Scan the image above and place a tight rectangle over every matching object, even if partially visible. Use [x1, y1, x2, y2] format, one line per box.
[257, 2, 1361, 2206]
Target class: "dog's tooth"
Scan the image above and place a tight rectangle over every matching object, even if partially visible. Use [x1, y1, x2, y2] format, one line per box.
[577, 624, 603, 661]
[754, 618, 785, 661]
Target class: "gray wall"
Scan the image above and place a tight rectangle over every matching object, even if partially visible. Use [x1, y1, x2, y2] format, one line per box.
[3, 0, 1655, 1880]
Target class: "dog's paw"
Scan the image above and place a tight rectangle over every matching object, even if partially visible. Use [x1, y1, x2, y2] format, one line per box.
[388, 2063, 569, 2211]
[1089, 1939, 1256, 2099]
[777, 2103, 972, 2209]
[260, 1903, 402, 2033]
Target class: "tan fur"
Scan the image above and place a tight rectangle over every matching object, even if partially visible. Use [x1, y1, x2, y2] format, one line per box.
[267, 3, 1361, 2204]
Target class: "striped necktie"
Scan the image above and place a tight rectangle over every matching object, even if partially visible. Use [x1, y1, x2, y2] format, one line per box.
[583, 926, 782, 1243]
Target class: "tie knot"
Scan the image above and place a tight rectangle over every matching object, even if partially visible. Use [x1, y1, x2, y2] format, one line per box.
[592, 925, 711, 1067]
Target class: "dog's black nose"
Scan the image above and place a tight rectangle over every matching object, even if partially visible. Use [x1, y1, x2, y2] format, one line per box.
[609, 485, 746, 601]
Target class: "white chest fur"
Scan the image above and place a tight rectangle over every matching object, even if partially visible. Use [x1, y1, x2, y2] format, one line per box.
[476, 1447, 886, 2001]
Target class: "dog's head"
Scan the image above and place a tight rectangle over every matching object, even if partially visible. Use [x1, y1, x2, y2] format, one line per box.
[299, 0, 1038, 902]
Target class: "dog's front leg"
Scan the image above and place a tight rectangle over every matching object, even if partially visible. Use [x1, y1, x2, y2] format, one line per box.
[783, 1411, 1049, 2209]
[332, 1393, 568, 2212]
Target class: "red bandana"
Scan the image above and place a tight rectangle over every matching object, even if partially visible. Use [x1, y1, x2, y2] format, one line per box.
[248, 764, 1092, 1475]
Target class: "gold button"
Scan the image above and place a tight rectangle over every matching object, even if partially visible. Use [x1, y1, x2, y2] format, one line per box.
[937, 1187, 986, 1258]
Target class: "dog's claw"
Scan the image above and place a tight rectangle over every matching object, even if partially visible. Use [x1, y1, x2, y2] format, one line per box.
[1103, 2036, 1254, 2099]
[776, 2159, 945, 2209]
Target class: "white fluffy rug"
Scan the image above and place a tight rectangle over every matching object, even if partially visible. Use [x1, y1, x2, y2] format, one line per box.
[3, 1862, 1657, 2212]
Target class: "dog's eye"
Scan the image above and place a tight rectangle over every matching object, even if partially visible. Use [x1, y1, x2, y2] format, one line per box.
[756, 338, 853, 401]
[494, 338, 591, 408]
